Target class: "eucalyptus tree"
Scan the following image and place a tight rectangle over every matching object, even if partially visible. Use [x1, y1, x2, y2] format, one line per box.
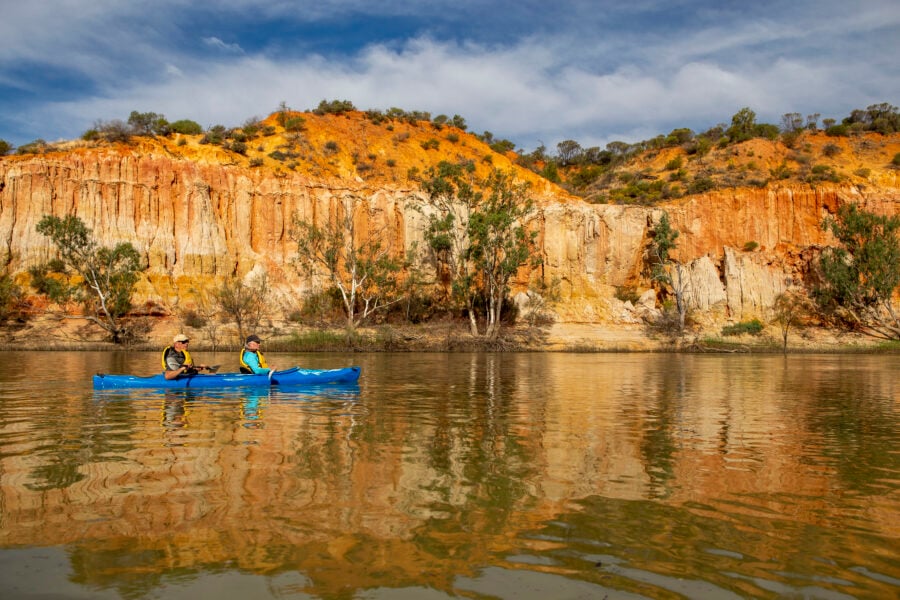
[815, 204, 900, 339]
[34, 215, 142, 343]
[422, 162, 539, 339]
[647, 211, 689, 333]
[291, 197, 403, 330]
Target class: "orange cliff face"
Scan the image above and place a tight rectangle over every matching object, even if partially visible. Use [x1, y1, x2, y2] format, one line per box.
[1, 117, 898, 327]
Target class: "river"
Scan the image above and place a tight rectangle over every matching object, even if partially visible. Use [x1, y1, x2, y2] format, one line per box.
[0, 351, 898, 599]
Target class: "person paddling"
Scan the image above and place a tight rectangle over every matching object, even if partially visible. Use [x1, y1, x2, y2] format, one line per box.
[239, 334, 277, 375]
[162, 334, 211, 380]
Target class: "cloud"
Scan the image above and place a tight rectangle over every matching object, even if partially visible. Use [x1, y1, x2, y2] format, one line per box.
[203, 37, 245, 54]
[2, 1, 899, 149]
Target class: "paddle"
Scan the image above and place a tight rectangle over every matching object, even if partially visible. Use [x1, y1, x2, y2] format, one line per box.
[206, 365, 221, 373]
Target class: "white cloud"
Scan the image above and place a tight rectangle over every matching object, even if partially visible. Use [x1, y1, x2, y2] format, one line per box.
[203, 37, 245, 54]
[3, 1, 899, 149]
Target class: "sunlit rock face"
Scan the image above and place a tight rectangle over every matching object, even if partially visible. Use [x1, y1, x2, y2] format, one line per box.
[1, 142, 897, 324]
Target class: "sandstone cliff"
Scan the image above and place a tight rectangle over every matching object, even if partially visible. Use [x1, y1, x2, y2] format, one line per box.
[1, 118, 899, 339]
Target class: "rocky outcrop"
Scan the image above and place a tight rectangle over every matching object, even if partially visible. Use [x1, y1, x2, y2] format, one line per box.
[1, 148, 898, 325]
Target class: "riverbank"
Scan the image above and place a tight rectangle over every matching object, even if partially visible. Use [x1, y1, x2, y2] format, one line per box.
[4, 313, 895, 354]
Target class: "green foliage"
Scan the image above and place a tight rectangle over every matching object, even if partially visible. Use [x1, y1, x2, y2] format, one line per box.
[421, 164, 539, 338]
[556, 140, 583, 165]
[324, 140, 339, 154]
[540, 161, 561, 183]
[34, 215, 142, 343]
[770, 161, 792, 180]
[313, 99, 357, 115]
[0, 139, 12, 155]
[843, 103, 900, 134]
[648, 212, 678, 284]
[567, 165, 604, 188]
[284, 116, 305, 132]
[292, 198, 404, 329]
[687, 176, 715, 194]
[201, 125, 227, 145]
[822, 143, 842, 157]
[742, 241, 759, 252]
[825, 124, 849, 137]
[721, 319, 764, 336]
[608, 178, 680, 204]
[892, 153, 900, 167]
[127, 111, 170, 136]
[0, 270, 23, 323]
[664, 156, 683, 170]
[170, 119, 202, 135]
[815, 204, 900, 338]
[665, 128, 694, 146]
[726, 107, 758, 143]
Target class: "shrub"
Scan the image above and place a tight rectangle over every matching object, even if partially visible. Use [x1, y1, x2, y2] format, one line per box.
[854, 167, 871, 178]
[170, 119, 202, 135]
[770, 162, 792, 180]
[615, 286, 640, 304]
[892, 152, 900, 167]
[721, 319, 764, 336]
[664, 156, 683, 170]
[825, 124, 849, 137]
[742, 241, 759, 252]
[200, 125, 227, 145]
[17, 139, 50, 154]
[687, 177, 715, 194]
[284, 116, 305, 132]
[324, 140, 339, 154]
[0, 139, 11, 155]
[313, 99, 356, 115]
[248, 157, 264, 167]
[822, 143, 841, 157]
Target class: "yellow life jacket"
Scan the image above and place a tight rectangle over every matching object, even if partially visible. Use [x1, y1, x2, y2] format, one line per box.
[161, 346, 193, 370]
[239, 348, 268, 373]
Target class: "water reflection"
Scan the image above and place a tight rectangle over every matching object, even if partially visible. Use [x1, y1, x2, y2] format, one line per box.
[0, 352, 897, 599]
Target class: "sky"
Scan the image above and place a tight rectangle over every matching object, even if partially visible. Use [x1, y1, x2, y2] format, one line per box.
[1, 0, 899, 153]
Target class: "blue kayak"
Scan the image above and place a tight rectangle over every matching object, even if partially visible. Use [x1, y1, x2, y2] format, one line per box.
[93, 366, 361, 389]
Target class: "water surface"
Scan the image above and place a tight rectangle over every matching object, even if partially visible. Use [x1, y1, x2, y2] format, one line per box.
[0, 352, 898, 599]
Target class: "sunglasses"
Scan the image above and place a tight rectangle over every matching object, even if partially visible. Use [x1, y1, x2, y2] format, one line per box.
[176, 340, 190, 344]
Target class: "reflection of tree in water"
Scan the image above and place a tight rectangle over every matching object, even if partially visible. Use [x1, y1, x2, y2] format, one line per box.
[526, 493, 899, 599]
[26, 394, 141, 491]
[419, 354, 540, 545]
[796, 362, 899, 493]
[637, 356, 683, 499]
[67, 543, 171, 599]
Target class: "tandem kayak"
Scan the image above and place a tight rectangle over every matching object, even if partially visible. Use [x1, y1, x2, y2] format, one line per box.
[93, 366, 361, 390]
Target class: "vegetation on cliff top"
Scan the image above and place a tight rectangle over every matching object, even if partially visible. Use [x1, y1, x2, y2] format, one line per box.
[3, 101, 898, 207]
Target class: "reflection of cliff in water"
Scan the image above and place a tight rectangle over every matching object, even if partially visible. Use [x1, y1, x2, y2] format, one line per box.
[0, 355, 897, 598]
